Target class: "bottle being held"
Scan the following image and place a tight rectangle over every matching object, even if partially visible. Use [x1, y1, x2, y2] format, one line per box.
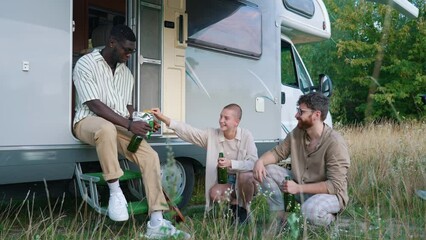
[127, 111, 155, 153]
[283, 176, 296, 212]
[217, 152, 228, 184]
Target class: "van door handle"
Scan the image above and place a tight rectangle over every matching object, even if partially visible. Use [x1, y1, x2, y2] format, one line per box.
[178, 14, 184, 44]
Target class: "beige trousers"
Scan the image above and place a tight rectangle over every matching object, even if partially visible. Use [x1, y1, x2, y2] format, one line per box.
[74, 116, 168, 214]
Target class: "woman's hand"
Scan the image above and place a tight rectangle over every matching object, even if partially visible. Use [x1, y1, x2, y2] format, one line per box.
[217, 157, 231, 168]
[151, 108, 171, 126]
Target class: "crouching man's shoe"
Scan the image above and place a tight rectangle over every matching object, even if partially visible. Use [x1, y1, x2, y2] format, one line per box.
[107, 192, 129, 221]
[145, 219, 191, 239]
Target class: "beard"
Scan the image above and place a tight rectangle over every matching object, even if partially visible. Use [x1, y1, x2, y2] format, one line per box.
[297, 117, 314, 130]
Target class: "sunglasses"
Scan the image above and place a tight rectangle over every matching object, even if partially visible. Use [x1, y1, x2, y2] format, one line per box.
[117, 41, 136, 54]
[296, 107, 314, 115]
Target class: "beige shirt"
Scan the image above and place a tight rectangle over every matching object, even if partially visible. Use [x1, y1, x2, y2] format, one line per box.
[169, 120, 258, 210]
[270, 124, 350, 208]
[73, 49, 134, 126]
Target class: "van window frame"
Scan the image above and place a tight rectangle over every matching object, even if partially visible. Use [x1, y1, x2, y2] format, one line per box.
[280, 40, 313, 93]
[283, 0, 315, 19]
[187, 0, 262, 59]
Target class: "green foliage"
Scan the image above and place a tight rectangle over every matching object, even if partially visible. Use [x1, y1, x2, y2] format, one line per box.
[300, 0, 426, 124]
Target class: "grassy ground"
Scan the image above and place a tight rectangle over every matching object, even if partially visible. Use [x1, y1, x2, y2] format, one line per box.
[0, 121, 425, 239]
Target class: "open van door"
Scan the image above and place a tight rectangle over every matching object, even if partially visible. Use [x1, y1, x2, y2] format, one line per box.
[135, 0, 187, 134]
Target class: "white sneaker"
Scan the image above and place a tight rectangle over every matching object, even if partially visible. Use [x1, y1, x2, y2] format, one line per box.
[107, 192, 129, 221]
[145, 219, 191, 239]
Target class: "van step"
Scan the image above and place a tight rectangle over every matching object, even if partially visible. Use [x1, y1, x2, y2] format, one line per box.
[84, 170, 142, 185]
[75, 163, 146, 216]
[99, 200, 148, 215]
[75, 163, 181, 218]
[127, 201, 148, 215]
[127, 200, 148, 215]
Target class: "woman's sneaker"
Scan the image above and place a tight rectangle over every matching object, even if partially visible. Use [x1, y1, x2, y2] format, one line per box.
[107, 191, 129, 221]
[145, 219, 190, 239]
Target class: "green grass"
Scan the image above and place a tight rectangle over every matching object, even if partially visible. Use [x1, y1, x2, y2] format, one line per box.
[0, 121, 425, 239]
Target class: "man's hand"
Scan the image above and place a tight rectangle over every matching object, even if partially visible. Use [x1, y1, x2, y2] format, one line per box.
[281, 180, 300, 194]
[129, 120, 152, 136]
[253, 159, 267, 183]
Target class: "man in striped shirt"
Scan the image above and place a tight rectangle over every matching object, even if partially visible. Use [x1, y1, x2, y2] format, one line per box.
[73, 25, 190, 239]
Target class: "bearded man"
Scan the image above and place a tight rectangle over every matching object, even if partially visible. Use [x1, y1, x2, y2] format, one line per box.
[253, 92, 350, 226]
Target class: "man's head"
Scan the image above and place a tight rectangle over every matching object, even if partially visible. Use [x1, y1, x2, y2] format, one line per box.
[295, 92, 329, 129]
[107, 24, 136, 63]
[110, 24, 136, 43]
[219, 103, 242, 132]
[297, 92, 329, 121]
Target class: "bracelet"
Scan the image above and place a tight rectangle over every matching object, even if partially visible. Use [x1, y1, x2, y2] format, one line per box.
[127, 119, 133, 131]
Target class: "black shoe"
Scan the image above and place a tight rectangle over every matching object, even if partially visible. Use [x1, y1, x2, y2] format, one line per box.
[236, 206, 248, 224]
[229, 204, 237, 222]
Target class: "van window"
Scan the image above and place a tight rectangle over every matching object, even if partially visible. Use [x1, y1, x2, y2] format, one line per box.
[281, 41, 297, 87]
[293, 46, 313, 93]
[283, 0, 315, 19]
[187, 0, 261, 58]
[281, 40, 313, 93]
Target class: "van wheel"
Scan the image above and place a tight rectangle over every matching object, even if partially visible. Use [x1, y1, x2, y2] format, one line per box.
[161, 158, 195, 209]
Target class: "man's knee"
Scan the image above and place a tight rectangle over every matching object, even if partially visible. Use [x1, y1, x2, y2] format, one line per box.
[95, 121, 117, 141]
[301, 201, 336, 226]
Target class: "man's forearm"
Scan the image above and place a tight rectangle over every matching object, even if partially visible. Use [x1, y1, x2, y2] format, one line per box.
[86, 99, 130, 128]
[258, 151, 278, 166]
[299, 181, 328, 195]
[127, 105, 135, 118]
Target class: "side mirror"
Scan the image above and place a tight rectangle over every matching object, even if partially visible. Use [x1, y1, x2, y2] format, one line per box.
[318, 74, 333, 97]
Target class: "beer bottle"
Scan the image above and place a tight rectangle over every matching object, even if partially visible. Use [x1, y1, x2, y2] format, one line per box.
[283, 176, 296, 212]
[127, 112, 155, 153]
[127, 135, 144, 153]
[217, 152, 228, 184]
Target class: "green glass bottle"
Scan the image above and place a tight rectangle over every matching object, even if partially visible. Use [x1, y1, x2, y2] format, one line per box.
[283, 176, 296, 212]
[127, 112, 155, 153]
[217, 152, 228, 184]
[127, 135, 143, 153]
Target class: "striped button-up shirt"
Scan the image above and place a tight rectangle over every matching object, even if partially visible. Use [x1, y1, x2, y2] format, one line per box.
[73, 49, 134, 126]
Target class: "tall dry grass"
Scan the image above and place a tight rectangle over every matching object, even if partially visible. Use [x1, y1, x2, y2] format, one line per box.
[337, 121, 426, 239]
[0, 121, 425, 239]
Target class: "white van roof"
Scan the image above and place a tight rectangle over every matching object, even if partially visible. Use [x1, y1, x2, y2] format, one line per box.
[367, 0, 419, 19]
[280, 0, 331, 44]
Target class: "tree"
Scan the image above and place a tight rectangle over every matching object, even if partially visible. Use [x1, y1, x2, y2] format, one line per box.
[299, 0, 426, 124]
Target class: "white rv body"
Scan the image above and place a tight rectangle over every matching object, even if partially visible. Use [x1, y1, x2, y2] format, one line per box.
[0, 0, 355, 203]
[1, 0, 417, 206]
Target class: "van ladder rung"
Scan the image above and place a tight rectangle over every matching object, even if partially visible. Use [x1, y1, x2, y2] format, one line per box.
[128, 201, 148, 215]
[84, 170, 142, 185]
[100, 200, 148, 215]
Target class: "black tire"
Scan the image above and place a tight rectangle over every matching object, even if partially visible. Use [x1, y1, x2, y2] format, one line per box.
[161, 158, 195, 209]
[176, 158, 195, 209]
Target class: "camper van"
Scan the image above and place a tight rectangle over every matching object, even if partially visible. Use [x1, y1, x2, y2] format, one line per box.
[0, 0, 418, 214]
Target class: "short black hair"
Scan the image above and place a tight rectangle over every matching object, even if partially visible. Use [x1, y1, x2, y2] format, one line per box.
[110, 24, 136, 43]
[223, 103, 242, 120]
[297, 92, 329, 121]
